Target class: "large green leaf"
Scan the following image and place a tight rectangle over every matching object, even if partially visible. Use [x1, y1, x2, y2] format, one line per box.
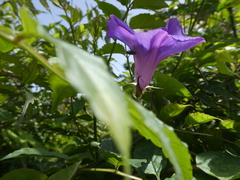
[127, 98, 192, 180]
[0, 169, 48, 180]
[0, 147, 71, 161]
[132, 0, 168, 10]
[130, 14, 165, 29]
[49, 161, 81, 180]
[37, 23, 132, 169]
[154, 72, 192, 98]
[196, 152, 240, 180]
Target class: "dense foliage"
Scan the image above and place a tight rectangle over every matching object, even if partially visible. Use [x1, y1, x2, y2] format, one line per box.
[0, 0, 239, 179]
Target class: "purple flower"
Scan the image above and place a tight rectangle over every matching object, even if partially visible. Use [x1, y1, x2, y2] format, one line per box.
[106, 15, 205, 90]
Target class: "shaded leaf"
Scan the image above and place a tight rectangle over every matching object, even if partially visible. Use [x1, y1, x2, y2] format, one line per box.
[49, 161, 81, 180]
[116, 0, 130, 6]
[96, 1, 121, 18]
[0, 147, 71, 161]
[132, 0, 168, 10]
[40, 0, 51, 13]
[99, 43, 125, 55]
[0, 169, 48, 180]
[21, 60, 39, 84]
[130, 14, 165, 29]
[196, 152, 240, 180]
[127, 98, 192, 180]
[133, 140, 167, 179]
[49, 73, 77, 112]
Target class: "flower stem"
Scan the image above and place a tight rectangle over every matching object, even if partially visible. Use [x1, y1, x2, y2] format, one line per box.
[79, 168, 142, 180]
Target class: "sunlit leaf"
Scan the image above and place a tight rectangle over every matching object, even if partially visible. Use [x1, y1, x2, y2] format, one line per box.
[154, 72, 192, 98]
[160, 103, 191, 121]
[20, 8, 38, 36]
[185, 112, 222, 126]
[37, 25, 132, 171]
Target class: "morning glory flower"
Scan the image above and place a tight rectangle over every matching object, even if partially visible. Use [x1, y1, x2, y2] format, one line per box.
[106, 15, 205, 91]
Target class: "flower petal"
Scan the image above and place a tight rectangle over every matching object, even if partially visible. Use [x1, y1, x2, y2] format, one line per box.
[165, 18, 185, 36]
[159, 36, 205, 60]
[106, 15, 136, 49]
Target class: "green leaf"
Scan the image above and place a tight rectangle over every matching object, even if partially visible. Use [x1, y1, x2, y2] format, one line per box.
[49, 161, 81, 180]
[185, 112, 221, 126]
[215, 50, 233, 63]
[100, 151, 124, 168]
[38, 26, 131, 171]
[215, 62, 236, 76]
[99, 43, 125, 55]
[130, 14, 165, 29]
[0, 108, 13, 122]
[71, 8, 81, 24]
[127, 98, 192, 180]
[133, 140, 167, 179]
[70, 99, 85, 116]
[18, 129, 45, 149]
[116, 0, 130, 6]
[0, 37, 13, 52]
[132, 0, 168, 10]
[0, 169, 48, 180]
[19, 92, 35, 126]
[154, 72, 192, 98]
[0, 147, 71, 161]
[20, 8, 38, 36]
[220, 120, 240, 133]
[100, 138, 123, 167]
[196, 152, 240, 180]
[101, 138, 120, 154]
[96, 1, 121, 18]
[40, 0, 51, 13]
[21, 60, 39, 84]
[160, 103, 191, 121]
[49, 73, 77, 112]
